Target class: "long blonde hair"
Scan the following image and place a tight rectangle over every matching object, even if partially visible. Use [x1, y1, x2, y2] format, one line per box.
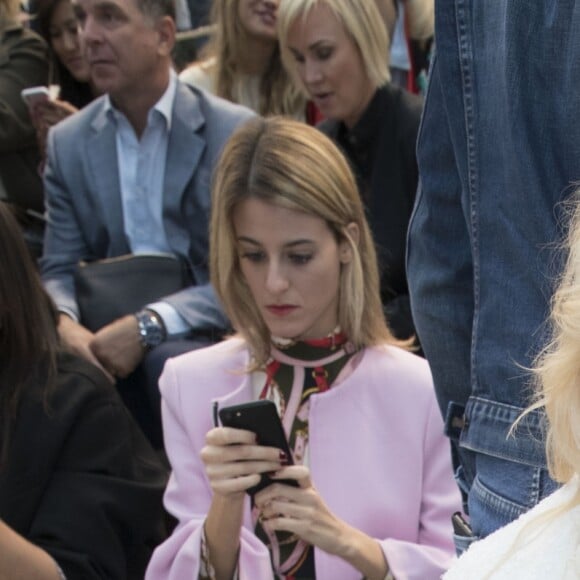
[210, 117, 396, 366]
[200, 0, 305, 117]
[528, 196, 580, 487]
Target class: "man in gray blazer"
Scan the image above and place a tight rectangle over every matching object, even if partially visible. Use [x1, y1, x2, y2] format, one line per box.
[40, 0, 253, 444]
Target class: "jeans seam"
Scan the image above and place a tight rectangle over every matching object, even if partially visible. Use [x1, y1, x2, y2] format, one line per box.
[456, 0, 480, 393]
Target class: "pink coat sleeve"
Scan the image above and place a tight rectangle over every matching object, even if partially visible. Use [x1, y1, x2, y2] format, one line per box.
[380, 393, 460, 579]
[144, 359, 274, 580]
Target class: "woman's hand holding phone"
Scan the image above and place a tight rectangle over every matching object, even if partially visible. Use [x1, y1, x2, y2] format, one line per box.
[255, 470, 391, 579]
[200, 426, 286, 498]
[253, 466, 353, 556]
[201, 426, 285, 580]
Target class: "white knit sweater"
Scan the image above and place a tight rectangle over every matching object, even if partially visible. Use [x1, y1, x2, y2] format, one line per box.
[444, 479, 580, 579]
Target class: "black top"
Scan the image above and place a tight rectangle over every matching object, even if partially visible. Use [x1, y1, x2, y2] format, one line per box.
[0, 351, 168, 579]
[318, 84, 422, 339]
[0, 24, 49, 212]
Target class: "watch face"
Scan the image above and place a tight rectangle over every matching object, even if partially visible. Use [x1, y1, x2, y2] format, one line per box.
[137, 311, 166, 348]
[146, 325, 165, 347]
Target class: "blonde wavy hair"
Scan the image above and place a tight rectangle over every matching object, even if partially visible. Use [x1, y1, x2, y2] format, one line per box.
[277, 0, 390, 96]
[528, 196, 580, 487]
[201, 0, 305, 117]
[210, 117, 396, 366]
[480, 195, 580, 577]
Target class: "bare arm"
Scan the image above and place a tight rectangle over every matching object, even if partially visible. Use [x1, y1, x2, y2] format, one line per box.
[58, 314, 114, 382]
[0, 520, 61, 580]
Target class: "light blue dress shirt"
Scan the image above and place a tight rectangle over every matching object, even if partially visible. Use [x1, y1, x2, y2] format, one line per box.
[104, 71, 190, 336]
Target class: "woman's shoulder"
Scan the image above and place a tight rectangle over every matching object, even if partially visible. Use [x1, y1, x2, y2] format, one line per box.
[56, 350, 115, 392]
[179, 57, 216, 92]
[379, 84, 423, 136]
[26, 351, 129, 425]
[364, 344, 432, 387]
[381, 83, 423, 114]
[335, 344, 435, 410]
[159, 338, 250, 418]
[12, 352, 133, 462]
[444, 480, 580, 579]
[1, 24, 48, 79]
[167, 336, 247, 368]
[162, 337, 249, 387]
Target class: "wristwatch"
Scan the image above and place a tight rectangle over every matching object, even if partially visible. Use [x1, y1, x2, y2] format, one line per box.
[135, 309, 167, 350]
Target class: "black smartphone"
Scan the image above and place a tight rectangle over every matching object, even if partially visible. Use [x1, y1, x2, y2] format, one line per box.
[218, 400, 298, 495]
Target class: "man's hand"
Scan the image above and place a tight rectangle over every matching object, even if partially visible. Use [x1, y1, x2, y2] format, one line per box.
[90, 315, 145, 379]
[58, 314, 114, 383]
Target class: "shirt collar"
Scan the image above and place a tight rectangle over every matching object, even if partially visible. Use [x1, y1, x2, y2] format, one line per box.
[103, 68, 178, 130]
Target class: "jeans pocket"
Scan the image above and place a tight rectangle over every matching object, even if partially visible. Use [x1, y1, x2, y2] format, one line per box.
[467, 456, 558, 538]
[453, 532, 480, 557]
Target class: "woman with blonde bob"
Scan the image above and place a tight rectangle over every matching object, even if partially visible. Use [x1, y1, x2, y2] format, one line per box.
[278, 0, 423, 341]
[444, 197, 580, 579]
[146, 117, 459, 580]
[179, 0, 308, 119]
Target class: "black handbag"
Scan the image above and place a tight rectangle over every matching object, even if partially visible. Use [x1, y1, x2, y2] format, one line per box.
[74, 253, 191, 332]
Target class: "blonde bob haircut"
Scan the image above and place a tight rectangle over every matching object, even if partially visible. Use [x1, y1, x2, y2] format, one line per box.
[277, 0, 390, 95]
[529, 195, 580, 489]
[210, 116, 394, 366]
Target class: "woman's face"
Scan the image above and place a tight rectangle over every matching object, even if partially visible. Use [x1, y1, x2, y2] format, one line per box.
[233, 197, 351, 341]
[237, 0, 279, 41]
[286, 2, 376, 128]
[49, 0, 91, 82]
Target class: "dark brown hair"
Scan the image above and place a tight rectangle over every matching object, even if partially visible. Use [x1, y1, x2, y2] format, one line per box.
[0, 203, 59, 466]
[33, 0, 95, 108]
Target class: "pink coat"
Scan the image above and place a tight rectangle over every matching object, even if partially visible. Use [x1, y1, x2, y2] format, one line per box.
[146, 339, 461, 580]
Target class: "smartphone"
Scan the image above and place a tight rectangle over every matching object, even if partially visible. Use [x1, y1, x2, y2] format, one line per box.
[452, 512, 473, 538]
[21, 86, 51, 107]
[218, 400, 298, 495]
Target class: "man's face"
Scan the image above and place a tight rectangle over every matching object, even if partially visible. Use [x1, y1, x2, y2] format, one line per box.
[73, 0, 170, 102]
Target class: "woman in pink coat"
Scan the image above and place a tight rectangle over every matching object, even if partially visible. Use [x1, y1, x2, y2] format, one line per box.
[146, 117, 460, 580]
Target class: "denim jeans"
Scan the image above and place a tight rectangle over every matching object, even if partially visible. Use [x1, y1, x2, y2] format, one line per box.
[407, 0, 580, 542]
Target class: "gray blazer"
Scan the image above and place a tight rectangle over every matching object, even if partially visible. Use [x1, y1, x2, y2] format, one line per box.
[40, 82, 254, 331]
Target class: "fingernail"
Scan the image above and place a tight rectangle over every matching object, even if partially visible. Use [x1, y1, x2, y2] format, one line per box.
[279, 450, 287, 462]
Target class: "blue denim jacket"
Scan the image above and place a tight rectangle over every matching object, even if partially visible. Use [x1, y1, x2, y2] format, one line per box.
[407, 0, 580, 543]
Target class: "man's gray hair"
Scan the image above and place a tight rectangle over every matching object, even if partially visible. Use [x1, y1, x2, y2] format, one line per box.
[137, 0, 175, 21]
